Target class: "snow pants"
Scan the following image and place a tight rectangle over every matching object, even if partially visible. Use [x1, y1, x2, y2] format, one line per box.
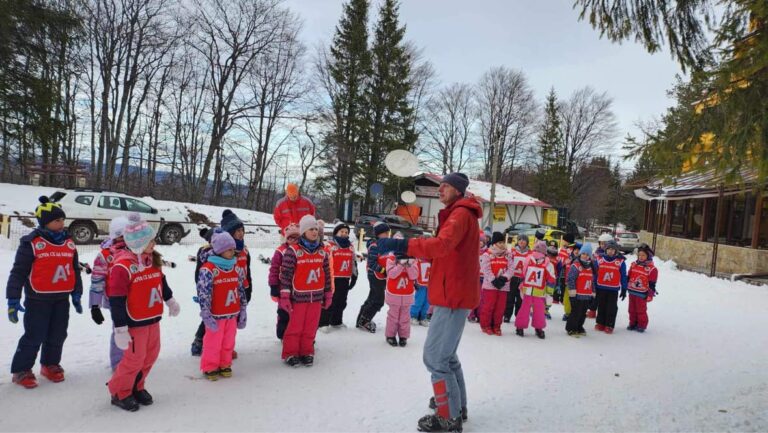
[504, 277, 523, 320]
[423, 306, 469, 420]
[628, 294, 649, 329]
[588, 295, 599, 314]
[566, 297, 590, 333]
[385, 293, 414, 339]
[201, 317, 237, 372]
[108, 323, 160, 399]
[515, 295, 547, 330]
[11, 298, 69, 374]
[358, 277, 386, 323]
[411, 284, 430, 320]
[596, 290, 619, 328]
[320, 277, 352, 327]
[479, 289, 507, 331]
[282, 302, 322, 359]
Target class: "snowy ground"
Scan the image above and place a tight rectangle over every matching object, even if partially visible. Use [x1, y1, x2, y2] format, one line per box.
[0, 240, 767, 432]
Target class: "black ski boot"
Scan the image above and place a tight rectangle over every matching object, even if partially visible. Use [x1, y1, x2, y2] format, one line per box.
[132, 389, 153, 406]
[417, 414, 462, 432]
[111, 394, 140, 412]
[515, 328, 524, 337]
[535, 329, 545, 339]
[386, 337, 398, 347]
[429, 397, 468, 422]
[398, 338, 407, 347]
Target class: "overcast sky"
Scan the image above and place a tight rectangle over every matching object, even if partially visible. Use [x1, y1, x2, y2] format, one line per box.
[283, 0, 684, 167]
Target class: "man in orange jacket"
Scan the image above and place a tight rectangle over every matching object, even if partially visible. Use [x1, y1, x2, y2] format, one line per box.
[377, 172, 481, 433]
[273, 183, 316, 231]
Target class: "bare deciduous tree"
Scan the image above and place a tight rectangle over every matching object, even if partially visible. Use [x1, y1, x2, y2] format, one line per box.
[420, 82, 477, 174]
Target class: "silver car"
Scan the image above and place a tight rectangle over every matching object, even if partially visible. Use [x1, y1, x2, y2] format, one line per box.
[615, 232, 640, 253]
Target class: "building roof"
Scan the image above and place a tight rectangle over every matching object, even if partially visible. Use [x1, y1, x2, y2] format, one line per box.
[415, 173, 550, 208]
[634, 167, 761, 201]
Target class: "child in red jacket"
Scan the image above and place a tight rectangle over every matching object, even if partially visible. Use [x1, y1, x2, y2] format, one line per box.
[626, 244, 659, 333]
[278, 215, 332, 367]
[268, 224, 300, 340]
[107, 213, 180, 411]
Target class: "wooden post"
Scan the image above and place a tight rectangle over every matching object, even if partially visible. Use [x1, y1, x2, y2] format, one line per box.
[700, 198, 710, 242]
[752, 191, 763, 249]
[651, 201, 659, 253]
[664, 201, 673, 236]
[711, 186, 725, 277]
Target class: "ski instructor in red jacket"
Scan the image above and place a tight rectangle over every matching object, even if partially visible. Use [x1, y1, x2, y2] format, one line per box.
[273, 183, 316, 232]
[377, 172, 481, 433]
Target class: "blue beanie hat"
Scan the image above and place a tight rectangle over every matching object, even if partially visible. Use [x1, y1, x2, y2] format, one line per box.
[579, 243, 593, 257]
[220, 209, 244, 234]
[373, 221, 390, 237]
[441, 172, 469, 195]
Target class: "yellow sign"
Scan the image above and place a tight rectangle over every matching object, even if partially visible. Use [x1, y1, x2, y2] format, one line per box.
[493, 206, 506, 223]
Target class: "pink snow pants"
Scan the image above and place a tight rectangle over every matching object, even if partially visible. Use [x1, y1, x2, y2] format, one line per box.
[200, 317, 237, 372]
[282, 302, 322, 359]
[514, 295, 547, 330]
[385, 292, 414, 339]
[479, 289, 507, 331]
[107, 323, 160, 399]
[628, 295, 649, 329]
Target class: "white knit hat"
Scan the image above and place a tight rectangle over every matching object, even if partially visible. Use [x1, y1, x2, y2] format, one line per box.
[109, 216, 131, 240]
[299, 214, 318, 236]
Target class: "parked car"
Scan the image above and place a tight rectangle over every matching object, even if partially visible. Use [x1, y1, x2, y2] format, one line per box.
[615, 232, 640, 253]
[49, 189, 192, 245]
[353, 213, 424, 240]
[511, 228, 566, 246]
[503, 222, 540, 236]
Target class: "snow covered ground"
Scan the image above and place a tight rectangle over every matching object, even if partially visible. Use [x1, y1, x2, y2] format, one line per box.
[0, 240, 766, 432]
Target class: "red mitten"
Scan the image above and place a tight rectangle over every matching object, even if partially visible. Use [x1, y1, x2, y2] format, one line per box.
[279, 292, 293, 314]
[323, 291, 333, 310]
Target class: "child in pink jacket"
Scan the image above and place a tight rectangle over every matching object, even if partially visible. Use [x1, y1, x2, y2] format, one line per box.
[384, 251, 418, 347]
[479, 232, 513, 336]
[515, 241, 556, 339]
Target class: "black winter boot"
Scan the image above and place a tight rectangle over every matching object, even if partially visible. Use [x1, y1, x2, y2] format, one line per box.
[398, 338, 407, 347]
[417, 413, 462, 432]
[132, 389, 153, 406]
[515, 328, 524, 337]
[535, 329, 545, 339]
[386, 337, 398, 347]
[111, 394, 140, 412]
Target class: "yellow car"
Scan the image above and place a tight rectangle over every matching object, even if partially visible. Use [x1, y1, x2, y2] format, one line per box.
[510, 228, 566, 247]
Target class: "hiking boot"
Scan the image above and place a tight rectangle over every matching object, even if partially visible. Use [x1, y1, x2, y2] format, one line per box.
[111, 394, 140, 412]
[40, 365, 65, 383]
[417, 413, 463, 432]
[132, 389, 153, 406]
[12, 370, 38, 389]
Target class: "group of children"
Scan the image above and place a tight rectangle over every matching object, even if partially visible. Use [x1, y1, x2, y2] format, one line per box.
[472, 229, 659, 339]
[5, 197, 658, 414]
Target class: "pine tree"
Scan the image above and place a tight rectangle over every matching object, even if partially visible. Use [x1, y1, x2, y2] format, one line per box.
[324, 0, 372, 217]
[361, 0, 414, 212]
[535, 88, 569, 207]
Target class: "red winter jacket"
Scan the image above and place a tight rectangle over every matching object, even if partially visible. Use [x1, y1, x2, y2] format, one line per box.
[406, 196, 483, 310]
[273, 195, 316, 230]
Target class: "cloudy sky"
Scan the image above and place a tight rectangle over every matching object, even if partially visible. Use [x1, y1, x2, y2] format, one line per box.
[283, 0, 684, 166]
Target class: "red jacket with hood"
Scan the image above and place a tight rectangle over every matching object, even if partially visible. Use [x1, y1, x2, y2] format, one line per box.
[406, 196, 482, 310]
[273, 195, 316, 230]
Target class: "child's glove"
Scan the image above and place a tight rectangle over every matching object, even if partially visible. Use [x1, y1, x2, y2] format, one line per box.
[350, 274, 358, 290]
[201, 310, 218, 332]
[7, 299, 24, 324]
[114, 326, 131, 350]
[192, 296, 199, 304]
[71, 294, 83, 314]
[165, 297, 180, 317]
[279, 292, 293, 314]
[620, 290, 627, 301]
[491, 276, 508, 289]
[237, 308, 247, 330]
[91, 306, 105, 325]
[647, 291, 654, 303]
[322, 291, 333, 310]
